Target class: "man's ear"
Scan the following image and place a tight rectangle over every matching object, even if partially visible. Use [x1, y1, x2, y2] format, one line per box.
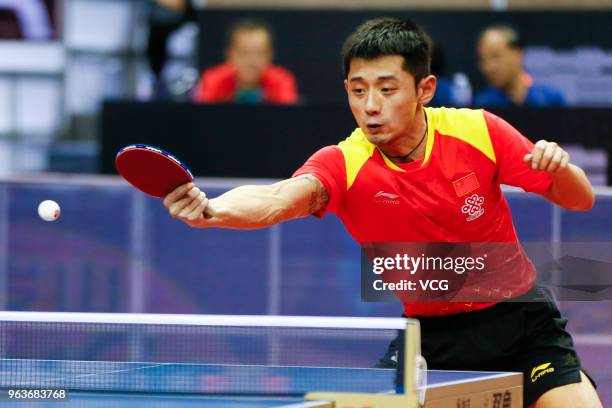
[344, 79, 349, 93]
[417, 75, 437, 105]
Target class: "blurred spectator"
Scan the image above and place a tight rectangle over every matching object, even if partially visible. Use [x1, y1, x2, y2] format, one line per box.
[193, 19, 298, 104]
[475, 25, 565, 107]
[429, 43, 472, 107]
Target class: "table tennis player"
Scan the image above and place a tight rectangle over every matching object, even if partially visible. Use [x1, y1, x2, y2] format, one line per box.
[163, 18, 602, 408]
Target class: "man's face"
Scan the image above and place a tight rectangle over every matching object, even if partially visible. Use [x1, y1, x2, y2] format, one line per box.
[345, 55, 421, 147]
[477, 30, 522, 89]
[227, 28, 273, 87]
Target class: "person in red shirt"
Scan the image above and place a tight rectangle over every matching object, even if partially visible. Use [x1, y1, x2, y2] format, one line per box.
[165, 18, 601, 407]
[193, 19, 298, 104]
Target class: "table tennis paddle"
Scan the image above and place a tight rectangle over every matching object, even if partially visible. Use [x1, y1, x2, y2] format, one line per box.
[115, 144, 215, 219]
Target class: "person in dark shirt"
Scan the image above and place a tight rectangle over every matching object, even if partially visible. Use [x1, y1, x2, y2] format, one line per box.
[475, 25, 565, 107]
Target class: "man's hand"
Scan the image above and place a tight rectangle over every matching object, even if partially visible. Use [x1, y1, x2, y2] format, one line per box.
[163, 182, 210, 227]
[523, 140, 569, 173]
[524, 140, 595, 211]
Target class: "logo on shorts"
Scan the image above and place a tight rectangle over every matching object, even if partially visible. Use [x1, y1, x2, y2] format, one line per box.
[461, 194, 485, 221]
[531, 362, 555, 382]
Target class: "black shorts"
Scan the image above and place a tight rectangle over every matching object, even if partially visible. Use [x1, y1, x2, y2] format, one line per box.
[376, 285, 596, 406]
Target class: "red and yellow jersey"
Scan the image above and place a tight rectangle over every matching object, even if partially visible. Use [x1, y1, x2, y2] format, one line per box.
[293, 107, 553, 317]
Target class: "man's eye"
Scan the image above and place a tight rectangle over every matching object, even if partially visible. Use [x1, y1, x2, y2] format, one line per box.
[381, 88, 396, 93]
[352, 88, 365, 95]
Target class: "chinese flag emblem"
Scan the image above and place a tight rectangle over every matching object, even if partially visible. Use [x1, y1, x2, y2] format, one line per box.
[453, 172, 480, 197]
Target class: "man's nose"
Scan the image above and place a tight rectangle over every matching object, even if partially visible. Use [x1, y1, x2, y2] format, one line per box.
[365, 91, 381, 115]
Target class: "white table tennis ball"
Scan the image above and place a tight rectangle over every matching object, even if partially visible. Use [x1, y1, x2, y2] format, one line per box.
[38, 200, 61, 222]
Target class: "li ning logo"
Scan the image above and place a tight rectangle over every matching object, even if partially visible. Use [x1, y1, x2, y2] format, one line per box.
[531, 363, 555, 383]
[461, 194, 485, 221]
[373, 191, 400, 205]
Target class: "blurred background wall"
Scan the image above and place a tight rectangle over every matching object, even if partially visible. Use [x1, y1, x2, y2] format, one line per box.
[1, 0, 612, 180]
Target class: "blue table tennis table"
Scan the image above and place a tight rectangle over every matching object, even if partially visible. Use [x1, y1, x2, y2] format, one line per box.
[0, 359, 522, 407]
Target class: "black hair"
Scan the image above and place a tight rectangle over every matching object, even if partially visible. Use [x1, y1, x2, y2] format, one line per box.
[225, 19, 274, 48]
[481, 24, 523, 49]
[341, 18, 431, 82]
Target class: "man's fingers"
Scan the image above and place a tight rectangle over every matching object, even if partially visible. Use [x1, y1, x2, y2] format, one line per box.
[546, 149, 565, 173]
[168, 186, 200, 217]
[186, 193, 209, 222]
[168, 197, 192, 217]
[178, 190, 204, 218]
[163, 182, 194, 208]
[530, 140, 548, 170]
[560, 153, 570, 170]
[539, 142, 558, 171]
[187, 186, 201, 199]
[523, 153, 533, 163]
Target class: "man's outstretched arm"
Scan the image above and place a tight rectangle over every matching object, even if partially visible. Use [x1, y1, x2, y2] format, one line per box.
[163, 174, 329, 229]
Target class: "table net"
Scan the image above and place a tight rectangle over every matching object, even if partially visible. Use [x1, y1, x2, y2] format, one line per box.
[0, 312, 405, 395]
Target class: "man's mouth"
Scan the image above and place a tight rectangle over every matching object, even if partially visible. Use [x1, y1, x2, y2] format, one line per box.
[366, 124, 383, 132]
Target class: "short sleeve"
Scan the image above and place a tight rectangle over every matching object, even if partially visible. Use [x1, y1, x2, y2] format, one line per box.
[292, 146, 346, 217]
[484, 110, 553, 194]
